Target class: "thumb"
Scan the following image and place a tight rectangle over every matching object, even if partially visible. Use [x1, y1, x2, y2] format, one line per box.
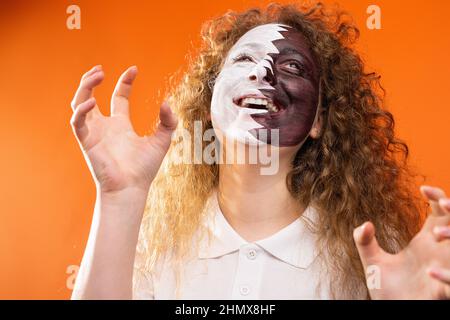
[151, 101, 178, 146]
[158, 100, 178, 132]
[353, 221, 385, 269]
[146, 100, 178, 158]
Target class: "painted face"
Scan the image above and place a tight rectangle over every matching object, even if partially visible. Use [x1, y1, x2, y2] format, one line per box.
[211, 23, 320, 147]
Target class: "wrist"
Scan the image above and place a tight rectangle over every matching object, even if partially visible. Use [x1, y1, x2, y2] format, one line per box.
[97, 184, 150, 203]
[95, 186, 149, 226]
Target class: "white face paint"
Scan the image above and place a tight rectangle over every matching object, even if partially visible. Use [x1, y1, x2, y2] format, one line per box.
[210, 23, 290, 146]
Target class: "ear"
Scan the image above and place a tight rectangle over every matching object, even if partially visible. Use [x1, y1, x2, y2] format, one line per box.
[310, 107, 325, 139]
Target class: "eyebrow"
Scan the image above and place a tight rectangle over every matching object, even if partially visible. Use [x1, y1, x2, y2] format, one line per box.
[280, 47, 302, 55]
[241, 42, 266, 49]
[231, 42, 267, 54]
[279, 47, 314, 68]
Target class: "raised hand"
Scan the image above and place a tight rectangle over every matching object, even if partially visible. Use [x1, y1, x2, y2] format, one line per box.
[70, 65, 177, 195]
[354, 185, 450, 299]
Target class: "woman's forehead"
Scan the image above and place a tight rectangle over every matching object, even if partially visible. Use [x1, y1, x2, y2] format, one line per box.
[229, 23, 313, 59]
[232, 23, 291, 50]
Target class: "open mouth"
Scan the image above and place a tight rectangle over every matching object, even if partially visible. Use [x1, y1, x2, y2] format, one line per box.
[233, 96, 280, 113]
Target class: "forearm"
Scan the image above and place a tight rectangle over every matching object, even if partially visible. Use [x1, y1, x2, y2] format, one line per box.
[71, 187, 148, 299]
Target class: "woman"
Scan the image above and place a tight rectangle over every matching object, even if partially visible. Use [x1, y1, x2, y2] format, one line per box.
[70, 2, 450, 299]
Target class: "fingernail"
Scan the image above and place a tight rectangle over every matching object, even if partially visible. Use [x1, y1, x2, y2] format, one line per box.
[428, 267, 442, 279]
[354, 223, 365, 239]
[420, 186, 431, 197]
[421, 185, 433, 194]
[433, 226, 450, 237]
[90, 69, 103, 77]
[439, 198, 450, 210]
[421, 185, 445, 201]
[164, 100, 172, 109]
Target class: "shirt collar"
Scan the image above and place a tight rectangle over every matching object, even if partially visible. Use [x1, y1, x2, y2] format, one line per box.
[198, 191, 320, 269]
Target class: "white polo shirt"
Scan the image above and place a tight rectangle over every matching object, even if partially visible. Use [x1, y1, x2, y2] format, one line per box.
[132, 191, 332, 299]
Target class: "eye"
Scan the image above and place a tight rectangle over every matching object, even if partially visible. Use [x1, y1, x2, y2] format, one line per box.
[282, 61, 304, 76]
[232, 53, 255, 63]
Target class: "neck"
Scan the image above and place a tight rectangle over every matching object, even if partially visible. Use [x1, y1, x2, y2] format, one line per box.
[217, 146, 304, 242]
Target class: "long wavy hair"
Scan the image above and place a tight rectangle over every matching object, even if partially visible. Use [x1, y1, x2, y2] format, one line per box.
[138, 1, 427, 299]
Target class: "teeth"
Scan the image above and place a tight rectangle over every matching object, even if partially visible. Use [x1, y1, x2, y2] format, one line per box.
[266, 102, 279, 112]
[241, 97, 279, 112]
[242, 97, 268, 106]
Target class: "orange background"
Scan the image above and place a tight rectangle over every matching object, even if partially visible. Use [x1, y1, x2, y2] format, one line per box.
[0, 0, 449, 299]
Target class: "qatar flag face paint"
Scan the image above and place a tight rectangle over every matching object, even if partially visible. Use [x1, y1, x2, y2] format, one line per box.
[210, 23, 320, 147]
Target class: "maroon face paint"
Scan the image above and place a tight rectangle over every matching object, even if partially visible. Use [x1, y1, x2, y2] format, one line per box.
[250, 27, 320, 147]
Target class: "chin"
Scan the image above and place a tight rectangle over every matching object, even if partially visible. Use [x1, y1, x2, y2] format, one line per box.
[224, 129, 269, 147]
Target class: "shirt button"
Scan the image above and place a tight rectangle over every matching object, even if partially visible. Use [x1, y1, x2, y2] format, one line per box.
[239, 285, 250, 296]
[247, 249, 258, 260]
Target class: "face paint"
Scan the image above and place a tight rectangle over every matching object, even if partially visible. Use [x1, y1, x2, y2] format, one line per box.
[210, 23, 320, 147]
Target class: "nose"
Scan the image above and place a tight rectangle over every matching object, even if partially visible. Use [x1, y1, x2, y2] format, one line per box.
[247, 60, 276, 86]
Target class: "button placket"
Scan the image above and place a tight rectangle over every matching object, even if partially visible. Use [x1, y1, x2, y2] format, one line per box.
[231, 244, 263, 299]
